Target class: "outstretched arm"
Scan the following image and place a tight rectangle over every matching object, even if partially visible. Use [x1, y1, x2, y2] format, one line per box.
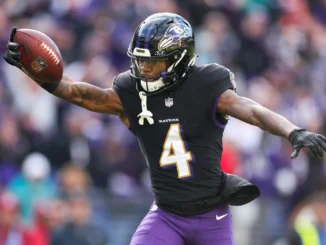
[51, 75, 122, 115]
[217, 89, 326, 158]
[4, 28, 128, 126]
[217, 89, 297, 138]
[39, 75, 129, 127]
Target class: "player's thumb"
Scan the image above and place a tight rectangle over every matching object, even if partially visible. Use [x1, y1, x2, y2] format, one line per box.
[290, 147, 301, 159]
[10, 28, 17, 42]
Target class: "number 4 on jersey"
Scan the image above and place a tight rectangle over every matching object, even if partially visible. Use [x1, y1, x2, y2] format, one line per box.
[159, 124, 193, 178]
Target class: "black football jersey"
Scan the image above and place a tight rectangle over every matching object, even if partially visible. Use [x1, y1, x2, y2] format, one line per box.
[113, 64, 236, 206]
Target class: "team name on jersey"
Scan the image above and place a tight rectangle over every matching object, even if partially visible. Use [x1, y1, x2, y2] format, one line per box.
[158, 118, 179, 123]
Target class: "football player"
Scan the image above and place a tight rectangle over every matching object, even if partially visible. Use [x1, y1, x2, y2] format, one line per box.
[5, 13, 326, 245]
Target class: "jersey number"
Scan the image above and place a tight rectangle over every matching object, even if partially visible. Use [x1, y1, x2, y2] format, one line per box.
[159, 124, 193, 178]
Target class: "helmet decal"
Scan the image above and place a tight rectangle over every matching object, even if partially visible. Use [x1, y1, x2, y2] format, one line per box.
[158, 24, 191, 50]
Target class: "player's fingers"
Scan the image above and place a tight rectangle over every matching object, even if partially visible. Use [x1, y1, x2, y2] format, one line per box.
[310, 139, 324, 158]
[317, 134, 326, 143]
[316, 150, 323, 159]
[319, 151, 324, 159]
[291, 148, 301, 159]
[316, 138, 326, 152]
[316, 141, 324, 158]
[7, 42, 19, 51]
[4, 56, 21, 67]
[12, 59, 21, 67]
[8, 50, 21, 59]
[10, 28, 17, 42]
[314, 145, 323, 158]
[308, 147, 319, 158]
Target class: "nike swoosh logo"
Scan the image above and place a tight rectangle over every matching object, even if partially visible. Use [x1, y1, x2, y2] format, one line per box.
[216, 214, 228, 220]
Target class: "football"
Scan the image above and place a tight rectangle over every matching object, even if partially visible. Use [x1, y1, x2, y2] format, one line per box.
[14, 29, 63, 83]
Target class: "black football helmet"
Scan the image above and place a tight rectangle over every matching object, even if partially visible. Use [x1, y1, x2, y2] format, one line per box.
[127, 13, 196, 94]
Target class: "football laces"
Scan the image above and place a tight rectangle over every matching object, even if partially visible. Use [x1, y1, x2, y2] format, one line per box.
[40, 42, 60, 65]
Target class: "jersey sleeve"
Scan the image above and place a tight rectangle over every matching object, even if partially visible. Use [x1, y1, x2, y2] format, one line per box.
[201, 64, 237, 127]
[112, 70, 135, 93]
[112, 70, 138, 134]
[208, 63, 236, 96]
[112, 70, 139, 111]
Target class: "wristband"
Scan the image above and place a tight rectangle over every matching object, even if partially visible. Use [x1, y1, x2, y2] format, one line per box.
[41, 82, 61, 93]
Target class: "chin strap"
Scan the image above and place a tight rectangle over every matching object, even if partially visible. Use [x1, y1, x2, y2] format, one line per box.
[182, 55, 197, 78]
[138, 92, 154, 125]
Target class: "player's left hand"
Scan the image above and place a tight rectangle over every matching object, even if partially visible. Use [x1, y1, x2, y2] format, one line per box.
[3, 28, 22, 68]
[289, 129, 326, 159]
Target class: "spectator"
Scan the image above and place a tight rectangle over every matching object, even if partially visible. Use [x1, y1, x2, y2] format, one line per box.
[0, 191, 26, 245]
[57, 164, 111, 237]
[23, 199, 68, 245]
[288, 191, 326, 245]
[51, 193, 109, 245]
[7, 152, 56, 226]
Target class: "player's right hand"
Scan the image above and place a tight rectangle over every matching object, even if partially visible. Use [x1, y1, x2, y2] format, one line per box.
[4, 28, 22, 68]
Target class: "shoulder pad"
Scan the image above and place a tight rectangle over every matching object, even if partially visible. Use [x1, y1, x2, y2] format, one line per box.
[194, 64, 236, 91]
[112, 70, 137, 94]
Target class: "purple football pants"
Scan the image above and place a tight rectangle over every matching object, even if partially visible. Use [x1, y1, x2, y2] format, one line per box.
[130, 203, 234, 245]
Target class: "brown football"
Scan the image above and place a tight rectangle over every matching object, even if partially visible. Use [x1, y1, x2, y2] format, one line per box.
[14, 29, 63, 83]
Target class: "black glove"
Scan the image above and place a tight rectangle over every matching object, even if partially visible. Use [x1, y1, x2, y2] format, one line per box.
[4, 28, 22, 68]
[289, 128, 326, 159]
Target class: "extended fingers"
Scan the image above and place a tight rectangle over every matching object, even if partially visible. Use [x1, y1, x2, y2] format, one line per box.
[7, 42, 19, 51]
[4, 29, 22, 68]
[308, 147, 320, 158]
[8, 50, 21, 59]
[315, 145, 323, 158]
[317, 134, 326, 144]
[10, 28, 17, 42]
[314, 138, 326, 158]
[306, 139, 323, 158]
[316, 137, 326, 151]
[291, 147, 301, 159]
[3, 56, 21, 67]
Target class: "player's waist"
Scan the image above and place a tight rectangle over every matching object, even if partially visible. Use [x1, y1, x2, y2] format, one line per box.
[155, 172, 227, 216]
[155, 172, 260, 216]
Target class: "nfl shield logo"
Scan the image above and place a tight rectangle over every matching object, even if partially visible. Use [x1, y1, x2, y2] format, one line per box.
[165, 97, 173, 107]
[31, 57, 48, 72]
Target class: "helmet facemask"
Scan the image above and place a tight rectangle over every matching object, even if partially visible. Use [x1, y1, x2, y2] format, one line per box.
[130, 56, 168, 82]
[129, 49, 194, 94]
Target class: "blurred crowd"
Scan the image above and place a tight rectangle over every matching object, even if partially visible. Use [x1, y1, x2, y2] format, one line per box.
[0, 0, 326, 244]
